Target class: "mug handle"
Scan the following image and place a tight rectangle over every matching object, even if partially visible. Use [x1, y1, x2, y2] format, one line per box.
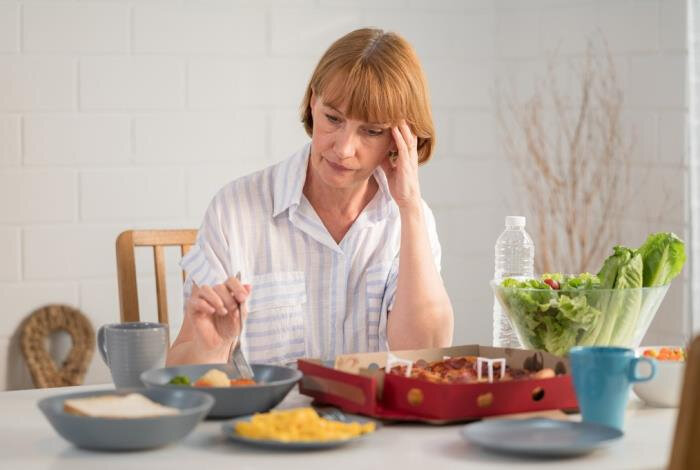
[629, 357, 656, 383]
[97, 325, 109, 366]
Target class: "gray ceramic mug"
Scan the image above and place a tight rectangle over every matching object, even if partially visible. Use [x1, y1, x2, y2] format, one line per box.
[97, 322, 169, 388]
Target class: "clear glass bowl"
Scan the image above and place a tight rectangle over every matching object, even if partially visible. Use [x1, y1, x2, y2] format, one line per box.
[491, 281, 670, 356]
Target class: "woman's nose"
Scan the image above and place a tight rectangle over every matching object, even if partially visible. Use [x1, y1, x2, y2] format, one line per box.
[333, 127, 356, 159]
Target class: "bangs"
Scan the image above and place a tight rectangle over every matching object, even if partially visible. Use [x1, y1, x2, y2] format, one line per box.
[301, 28, 435, 164]
[317, 62, 408, 126]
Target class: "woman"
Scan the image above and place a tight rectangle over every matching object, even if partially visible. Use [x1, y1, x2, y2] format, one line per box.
[167, 28, 453, 366]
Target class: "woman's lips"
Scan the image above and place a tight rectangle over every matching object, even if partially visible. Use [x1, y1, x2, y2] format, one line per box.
[324, 157, 353, 172]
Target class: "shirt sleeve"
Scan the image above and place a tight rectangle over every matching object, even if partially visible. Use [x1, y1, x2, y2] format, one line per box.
[385, 199, 442, 313]
[180, 190, 235, 299]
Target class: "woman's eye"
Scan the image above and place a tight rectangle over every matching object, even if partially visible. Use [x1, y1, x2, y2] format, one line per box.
[366, 129, 383, 137]
[325, 114, 340, 124]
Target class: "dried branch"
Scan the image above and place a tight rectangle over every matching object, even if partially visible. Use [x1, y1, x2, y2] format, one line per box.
[496, 40, 634, 274]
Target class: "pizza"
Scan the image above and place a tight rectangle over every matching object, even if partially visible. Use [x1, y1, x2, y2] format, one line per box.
[387, 355, 556, 384]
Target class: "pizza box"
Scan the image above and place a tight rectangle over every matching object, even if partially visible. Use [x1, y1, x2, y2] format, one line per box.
[297, 344, 579, 423]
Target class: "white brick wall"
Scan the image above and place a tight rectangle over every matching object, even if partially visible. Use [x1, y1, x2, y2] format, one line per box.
[0, 115, 20, 167]
[628, 55, 687, 108]
[23, 3, 129, 53]
[270, 8, 363, 57]
[80, 57, 185, 110]
[0, 170, 76, 223]
[0, 57, 76, 110]
[132, 112, 266, 163]
[0, 3, 18, 53]
[0, 0, 691, 390]
[132, 5, 266, 55]
[24, 115, 131, 166]
[0, 227, 21, 282]
[598, 1, 660, 53]
[80, 168, 186, 220]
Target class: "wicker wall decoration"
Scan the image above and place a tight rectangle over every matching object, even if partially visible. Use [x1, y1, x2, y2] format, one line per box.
[19, 304, 95, 388]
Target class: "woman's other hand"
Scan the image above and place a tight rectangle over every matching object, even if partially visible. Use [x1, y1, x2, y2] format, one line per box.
[186, 276, 252, 355]
[382, 119, 422, 210]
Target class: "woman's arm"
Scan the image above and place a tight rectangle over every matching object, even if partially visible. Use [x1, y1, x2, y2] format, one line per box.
[166, 278, 251, 366]
[167, 313, 231, 365]
[386, 201, 453, 350]
[382, 121, 453, 350]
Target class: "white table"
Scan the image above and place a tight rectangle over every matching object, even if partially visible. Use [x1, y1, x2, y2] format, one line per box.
[0, 384, 677, 470]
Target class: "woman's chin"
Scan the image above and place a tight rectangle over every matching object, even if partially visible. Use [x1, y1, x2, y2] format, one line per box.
[318, 168, 357, 189]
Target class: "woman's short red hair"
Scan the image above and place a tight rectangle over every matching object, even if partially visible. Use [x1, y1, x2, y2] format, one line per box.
[300, 28, 435, 164]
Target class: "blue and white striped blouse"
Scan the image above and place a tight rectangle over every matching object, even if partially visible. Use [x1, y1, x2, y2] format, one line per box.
[180, 142, 442, 364]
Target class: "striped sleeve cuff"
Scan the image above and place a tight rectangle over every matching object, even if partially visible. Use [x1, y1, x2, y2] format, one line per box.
[180, 243, 227, 288]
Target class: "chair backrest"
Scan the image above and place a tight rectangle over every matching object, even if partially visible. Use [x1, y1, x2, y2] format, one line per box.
[669, 334, 700, 470]
[116, 229, 197, 325]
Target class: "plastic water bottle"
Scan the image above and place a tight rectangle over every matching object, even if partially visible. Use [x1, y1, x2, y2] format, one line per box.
[493, 216, 535, 348]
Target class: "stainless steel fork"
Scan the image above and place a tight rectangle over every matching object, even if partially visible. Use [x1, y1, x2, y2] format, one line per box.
[229, 271, 254, 379]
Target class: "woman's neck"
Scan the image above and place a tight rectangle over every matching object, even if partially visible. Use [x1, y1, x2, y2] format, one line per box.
[302, 163, 378, 243]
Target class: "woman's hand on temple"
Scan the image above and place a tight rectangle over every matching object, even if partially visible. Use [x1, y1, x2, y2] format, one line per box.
[185, 276, 252, 355]
[382, 119, 422, 210]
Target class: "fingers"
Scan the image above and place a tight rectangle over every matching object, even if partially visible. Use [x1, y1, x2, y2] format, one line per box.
[198, 285, 228, 316]
[213, 284, 237, 315]
[391, 120, 418, 167]
[187, 278, 252, 322]
[398, 120, 418, 151]
[186, 296, 215, 315]
[238, 294, 249, 326]
[391, 126, 408, 157]
[225, 276, 252, 304]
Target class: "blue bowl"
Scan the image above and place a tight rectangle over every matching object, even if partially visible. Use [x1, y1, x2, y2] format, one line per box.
[38, 387, 213, 451]
[141, 363, 302, 418]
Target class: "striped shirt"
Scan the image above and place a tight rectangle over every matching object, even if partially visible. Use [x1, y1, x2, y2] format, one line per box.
[180, 142, 442, 364]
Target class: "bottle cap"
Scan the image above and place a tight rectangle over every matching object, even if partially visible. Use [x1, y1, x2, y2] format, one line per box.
[505, 216, 526, 227]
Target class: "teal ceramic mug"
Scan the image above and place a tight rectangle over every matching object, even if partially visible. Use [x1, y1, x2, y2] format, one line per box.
[569, 346, 656, 431]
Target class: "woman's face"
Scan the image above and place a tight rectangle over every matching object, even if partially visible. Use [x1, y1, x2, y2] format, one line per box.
[308, 91, 394, 190]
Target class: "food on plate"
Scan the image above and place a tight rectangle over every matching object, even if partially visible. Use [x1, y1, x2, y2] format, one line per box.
[167, 368, 256, 387]
[234, 407, 375, 442]
[194, 369, 231, 387]
[496, 232, 686, 355]
[168, 374, 191, 385]
[387, 355, 558, 384]
[642, 347, 685, 361]
[634, 346, 686, 407]
[63, 393, 180, 418]
[229, 378, 257, 386]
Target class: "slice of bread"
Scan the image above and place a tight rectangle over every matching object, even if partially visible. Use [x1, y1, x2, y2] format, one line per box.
[63, 393, 180, 419]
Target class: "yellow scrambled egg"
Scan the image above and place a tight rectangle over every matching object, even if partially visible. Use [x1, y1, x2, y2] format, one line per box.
[234, 407, 376, 442]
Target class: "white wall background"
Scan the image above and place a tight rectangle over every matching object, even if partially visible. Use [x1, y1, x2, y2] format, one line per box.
[691, 0, 699, 336]
[0, 0, 690, 390]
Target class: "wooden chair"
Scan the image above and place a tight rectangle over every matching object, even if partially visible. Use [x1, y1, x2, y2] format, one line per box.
[669, 334, 700, 470]
[116, 229, 197, 325]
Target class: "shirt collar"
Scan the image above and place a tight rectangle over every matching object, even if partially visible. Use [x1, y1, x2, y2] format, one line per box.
[272, 142, 397, 222]
[272, 142, 311, 218]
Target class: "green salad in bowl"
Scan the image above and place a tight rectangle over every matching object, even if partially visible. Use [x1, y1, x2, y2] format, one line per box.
[492, 232, 686, 356]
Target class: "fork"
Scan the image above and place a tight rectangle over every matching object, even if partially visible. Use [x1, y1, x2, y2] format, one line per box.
[229, 271, 254, 380]
[316, 407, 349, 422]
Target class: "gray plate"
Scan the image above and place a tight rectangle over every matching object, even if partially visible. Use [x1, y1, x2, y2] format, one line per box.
[38, 388, 214, 451]
[221, 412, 378, 450]
[140, 363, 302, 418]
[460, 418, 623, 458]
